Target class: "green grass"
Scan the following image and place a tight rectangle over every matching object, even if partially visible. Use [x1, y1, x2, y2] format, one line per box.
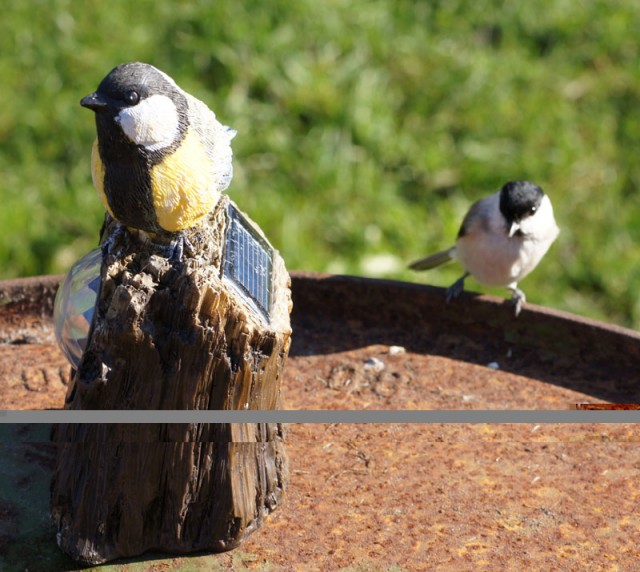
[1, 1, 639, 328]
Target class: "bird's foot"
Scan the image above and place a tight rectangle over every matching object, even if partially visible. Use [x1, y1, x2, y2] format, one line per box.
[446, 273, 469, 303]
[162, 232, 196, 263]
[509, 287, 526, 317]
[100, 221, 128, 260]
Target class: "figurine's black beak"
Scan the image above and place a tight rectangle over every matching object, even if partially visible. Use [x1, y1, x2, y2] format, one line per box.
[80, 92, 108, 111]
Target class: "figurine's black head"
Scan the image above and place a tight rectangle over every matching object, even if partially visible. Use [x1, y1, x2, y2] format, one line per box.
[80, 62, 185, 115]
[80, 62, 189, 160]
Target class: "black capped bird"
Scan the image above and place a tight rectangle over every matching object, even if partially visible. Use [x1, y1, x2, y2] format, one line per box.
[80, 62, 236, 257]
[409, 181, 559, 315]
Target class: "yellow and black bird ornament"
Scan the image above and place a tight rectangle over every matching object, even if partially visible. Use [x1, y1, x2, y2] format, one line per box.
[81, 62, 236, 257]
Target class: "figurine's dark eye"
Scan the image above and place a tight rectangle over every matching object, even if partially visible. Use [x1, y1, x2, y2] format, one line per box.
[125, 90, 140, 105]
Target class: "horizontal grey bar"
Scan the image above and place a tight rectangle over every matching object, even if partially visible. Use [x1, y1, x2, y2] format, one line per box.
[0, 410, 639, 423]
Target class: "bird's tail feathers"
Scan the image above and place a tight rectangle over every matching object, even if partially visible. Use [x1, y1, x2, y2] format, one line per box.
[409, 248, 455, 271]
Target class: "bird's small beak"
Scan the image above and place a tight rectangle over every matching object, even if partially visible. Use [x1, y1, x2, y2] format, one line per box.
[508, 221, 521, 238]
[80, 92, 108, 111]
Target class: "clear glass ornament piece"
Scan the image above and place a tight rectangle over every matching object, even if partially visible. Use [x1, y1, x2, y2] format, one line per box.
[54, 248, 102, 368]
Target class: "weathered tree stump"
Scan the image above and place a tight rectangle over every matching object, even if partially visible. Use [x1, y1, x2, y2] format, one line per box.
[50, 196, 291, 564]
[51, 423, 288, 564]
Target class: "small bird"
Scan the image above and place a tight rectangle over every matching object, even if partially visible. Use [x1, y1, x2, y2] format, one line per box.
[80, 62, 236, 257]
[409, 181, 559, 315]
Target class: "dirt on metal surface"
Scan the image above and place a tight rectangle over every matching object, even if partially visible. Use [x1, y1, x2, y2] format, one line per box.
[1, 273, 640, 571]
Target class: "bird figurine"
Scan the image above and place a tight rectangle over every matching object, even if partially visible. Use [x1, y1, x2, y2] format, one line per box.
[409, 181, 559, 315]
[80, 62, 236, 258]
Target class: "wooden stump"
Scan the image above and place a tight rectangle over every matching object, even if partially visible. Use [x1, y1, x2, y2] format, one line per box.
[50, 196, 291, 565]
[51, 423, 288, 564]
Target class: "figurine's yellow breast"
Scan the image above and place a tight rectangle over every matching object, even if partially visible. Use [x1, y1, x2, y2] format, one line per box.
[150, 127, 220, 232]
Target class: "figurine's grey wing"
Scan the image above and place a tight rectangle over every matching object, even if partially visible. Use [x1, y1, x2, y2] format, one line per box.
[185, 92, 236, 193]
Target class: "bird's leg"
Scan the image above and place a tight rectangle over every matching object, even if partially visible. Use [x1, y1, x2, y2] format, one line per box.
[446, 272, 469, 302]
[100, 220, 128, 260]
[164, 231, 196, 262]
[98, 212, 113, 245]
[509, 285, 526, 317]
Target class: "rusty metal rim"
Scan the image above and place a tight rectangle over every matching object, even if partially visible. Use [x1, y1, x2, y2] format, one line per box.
[1, 271, 638, 340]
[289, 271, 640, 338]
[1, 271, 639, 406]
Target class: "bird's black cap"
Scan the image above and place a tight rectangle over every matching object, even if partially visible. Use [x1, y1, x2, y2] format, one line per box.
[499, 181, 544, 223]
[80, 62, 181, 112]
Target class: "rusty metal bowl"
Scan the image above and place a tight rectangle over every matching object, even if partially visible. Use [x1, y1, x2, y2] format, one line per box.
[2, 272, 639, 409]
[2, 273, 640, 570]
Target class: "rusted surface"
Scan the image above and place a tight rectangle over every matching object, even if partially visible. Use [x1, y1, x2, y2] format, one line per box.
[3, 423, 640, 571]
[1, 274, 640, 570]
[287, 273, 640, 408]
[2, 272, 639, 411]
[0, 275, 72, 409]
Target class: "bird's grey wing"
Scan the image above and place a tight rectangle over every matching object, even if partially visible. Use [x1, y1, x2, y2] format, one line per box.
[411, 192, 499, 271]
[457, 193, 496, 239]
[185, 92, 236, 192]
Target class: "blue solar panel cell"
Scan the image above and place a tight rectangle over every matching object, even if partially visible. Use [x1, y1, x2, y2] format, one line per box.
[223, 204, 273, 322]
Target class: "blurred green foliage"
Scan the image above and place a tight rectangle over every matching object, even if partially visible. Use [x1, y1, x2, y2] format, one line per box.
[0, 0, 639, 328]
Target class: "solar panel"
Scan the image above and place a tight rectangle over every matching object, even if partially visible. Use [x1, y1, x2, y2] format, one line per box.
[222, 203, 273, 323]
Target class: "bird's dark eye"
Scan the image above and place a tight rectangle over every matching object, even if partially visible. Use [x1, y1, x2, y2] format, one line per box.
[125, 90, 140, 105]
[530, 206, 537, 214]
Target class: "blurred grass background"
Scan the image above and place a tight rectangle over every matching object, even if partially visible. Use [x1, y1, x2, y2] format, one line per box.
[0, 0, 639, 328]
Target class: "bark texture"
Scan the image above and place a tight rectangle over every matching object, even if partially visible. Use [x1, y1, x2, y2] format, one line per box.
[50, 197, 291, 565]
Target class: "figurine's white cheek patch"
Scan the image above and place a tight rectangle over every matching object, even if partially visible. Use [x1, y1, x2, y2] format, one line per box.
[116, 94, 179, 151]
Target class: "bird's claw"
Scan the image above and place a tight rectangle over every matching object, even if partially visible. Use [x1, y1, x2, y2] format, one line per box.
[163, 232, 196, 263]
[510, 287, 526, 317]
[100, 221, 128, 260]
[100, 224, 197, 264]
[446, 274, 468, 303]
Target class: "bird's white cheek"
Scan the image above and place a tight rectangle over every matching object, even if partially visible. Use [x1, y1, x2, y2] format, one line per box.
[518, 198, 558, 238]
[116, 94, 179, 151]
